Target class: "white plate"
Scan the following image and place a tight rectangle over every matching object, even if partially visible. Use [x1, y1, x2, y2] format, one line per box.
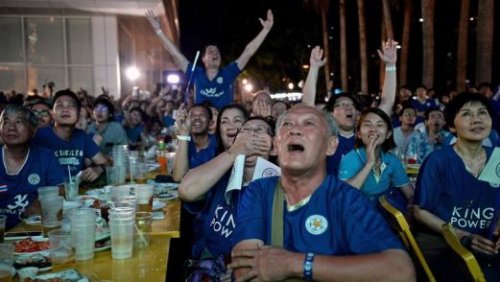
[152, 211, 165, 220]
[34, 269, 89, 282]
[14, 253, 52, 271]
[23, 215, 42, 225]
[156, 190, 178, 201]
[153, 200, 166, 211]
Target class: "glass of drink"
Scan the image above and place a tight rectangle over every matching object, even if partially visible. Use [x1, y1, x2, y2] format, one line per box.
[134, 212, 152, 249]
[109, 207, 135, 259]
[156, 150, 167, 174]
[48, 229, 73, 264]
[134, 185, 153, 213]
[69, 208, 96, 260]
[40, 196, 64, 236]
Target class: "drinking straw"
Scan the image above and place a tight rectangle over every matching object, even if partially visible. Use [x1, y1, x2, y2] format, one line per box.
[134, 222, 149, 247]
[67, 165, 72, 183]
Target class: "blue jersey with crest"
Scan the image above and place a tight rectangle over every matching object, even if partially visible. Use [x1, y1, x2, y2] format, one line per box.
[415, 146, 498, 236]
[32, 126, 101, 176]
[185, 62, 240, 110]
[233, 175, 403, 254]
[0, 145, 65, 229]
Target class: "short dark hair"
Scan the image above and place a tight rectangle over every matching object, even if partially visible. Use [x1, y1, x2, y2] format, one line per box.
[355, 108, 396, 152]
[398, 103, 416, 117]
[53, 89, 81, 110]
[324, 92, 359, 112]
[189, 103, 213, 122]
[424, 108, 442, 120]
[94, 97, 115, 120]
[0, 104, 38, 128]
[445, 92, 494, 130]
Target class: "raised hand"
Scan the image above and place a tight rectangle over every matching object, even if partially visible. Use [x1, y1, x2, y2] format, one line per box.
[253, 99, 272, 118]
[310, 46, 326, 68]
[377, 39, 398, 65]
[259, 10, 274, 31]
[146, 10, 161, 31]
[174, 104, 190, 135]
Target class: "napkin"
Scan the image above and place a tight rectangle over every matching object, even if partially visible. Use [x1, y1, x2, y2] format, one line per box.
[224, 154, 245, 204]
[251, 157, 281, 181]
[478, 147, 500, 186]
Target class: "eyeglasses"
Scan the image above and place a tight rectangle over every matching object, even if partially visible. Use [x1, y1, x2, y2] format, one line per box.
[32, 110, 50, 117]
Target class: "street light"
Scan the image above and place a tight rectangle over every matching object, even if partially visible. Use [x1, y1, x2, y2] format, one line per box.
[166, 73, 180, 84]
[125, 66, 140, 81]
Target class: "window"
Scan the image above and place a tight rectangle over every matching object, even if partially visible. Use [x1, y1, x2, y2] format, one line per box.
[0, 16, 94, 93]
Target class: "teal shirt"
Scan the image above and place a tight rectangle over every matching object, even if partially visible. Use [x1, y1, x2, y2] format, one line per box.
[338, 148, 410, 201]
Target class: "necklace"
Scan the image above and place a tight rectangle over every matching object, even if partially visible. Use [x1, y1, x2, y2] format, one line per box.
[454, 146, 486, 178]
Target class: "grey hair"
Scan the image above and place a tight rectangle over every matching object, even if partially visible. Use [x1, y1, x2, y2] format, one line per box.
[274, 104, 339, 137]
[0, 104, 38, 128]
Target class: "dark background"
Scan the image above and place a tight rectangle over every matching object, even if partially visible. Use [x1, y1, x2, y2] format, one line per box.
[178, 0, 499, 97]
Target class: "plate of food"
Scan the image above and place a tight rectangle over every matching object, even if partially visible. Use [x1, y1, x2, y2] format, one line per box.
[155, 190, 178, 201]
[13, 237, 50, 256]
[95, 238, 111, 252]
[14, 253, 52, 272]
[33, 268, 89, 282]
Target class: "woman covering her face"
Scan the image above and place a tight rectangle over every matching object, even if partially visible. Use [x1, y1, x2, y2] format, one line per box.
[178, 104, 275, 280]
[338, 107, 414, 204]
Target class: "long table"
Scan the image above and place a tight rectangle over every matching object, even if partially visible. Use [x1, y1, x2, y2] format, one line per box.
[10, 199, 181, 281]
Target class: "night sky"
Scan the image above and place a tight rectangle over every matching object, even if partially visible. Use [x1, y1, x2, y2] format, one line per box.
[178, 0, 499, 95]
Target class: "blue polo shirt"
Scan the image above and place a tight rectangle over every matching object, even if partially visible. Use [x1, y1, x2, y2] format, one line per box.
[338, 148, 410, 201]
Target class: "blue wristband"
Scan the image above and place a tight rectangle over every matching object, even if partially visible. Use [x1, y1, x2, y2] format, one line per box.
[304, 252, 315, 281]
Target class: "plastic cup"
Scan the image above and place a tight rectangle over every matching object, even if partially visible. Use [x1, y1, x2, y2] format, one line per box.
[109, 207, 135, 259]
[0, 215, 6, 243]
[110, 185, 132, 202]
[48, 229, 73, 264]
[64, 181, 79, 201]
[106, 166, 118, 185]
[156, 150, 168, 174]
[0, 243, 14, 281]
[134, 185, 153, 212]
[37, 186, 59, 200]
[70, 208, 96, 260]
[134, 212, 152, 249]
[40, 196, 63, 234]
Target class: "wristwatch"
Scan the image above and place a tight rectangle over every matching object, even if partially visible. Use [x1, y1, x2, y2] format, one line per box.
[460, 235, 472, 249]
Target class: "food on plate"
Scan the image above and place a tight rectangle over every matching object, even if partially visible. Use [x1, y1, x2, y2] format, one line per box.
[14, 253, 52, 270]
[14, 238, 49, 253]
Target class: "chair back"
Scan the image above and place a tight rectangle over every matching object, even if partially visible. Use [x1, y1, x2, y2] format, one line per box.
[378, 195, 436, 282]
[441, 223, 486, 282]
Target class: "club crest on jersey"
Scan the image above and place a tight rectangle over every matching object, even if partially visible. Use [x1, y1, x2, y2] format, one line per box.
[217, 77, 223, 84]
[305, 215, 328, 235]
[28, 173, 41, 185]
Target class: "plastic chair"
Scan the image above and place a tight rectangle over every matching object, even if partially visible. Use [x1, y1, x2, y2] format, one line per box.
[441, 223, 486, 282]
[378, 195, 436, 282]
